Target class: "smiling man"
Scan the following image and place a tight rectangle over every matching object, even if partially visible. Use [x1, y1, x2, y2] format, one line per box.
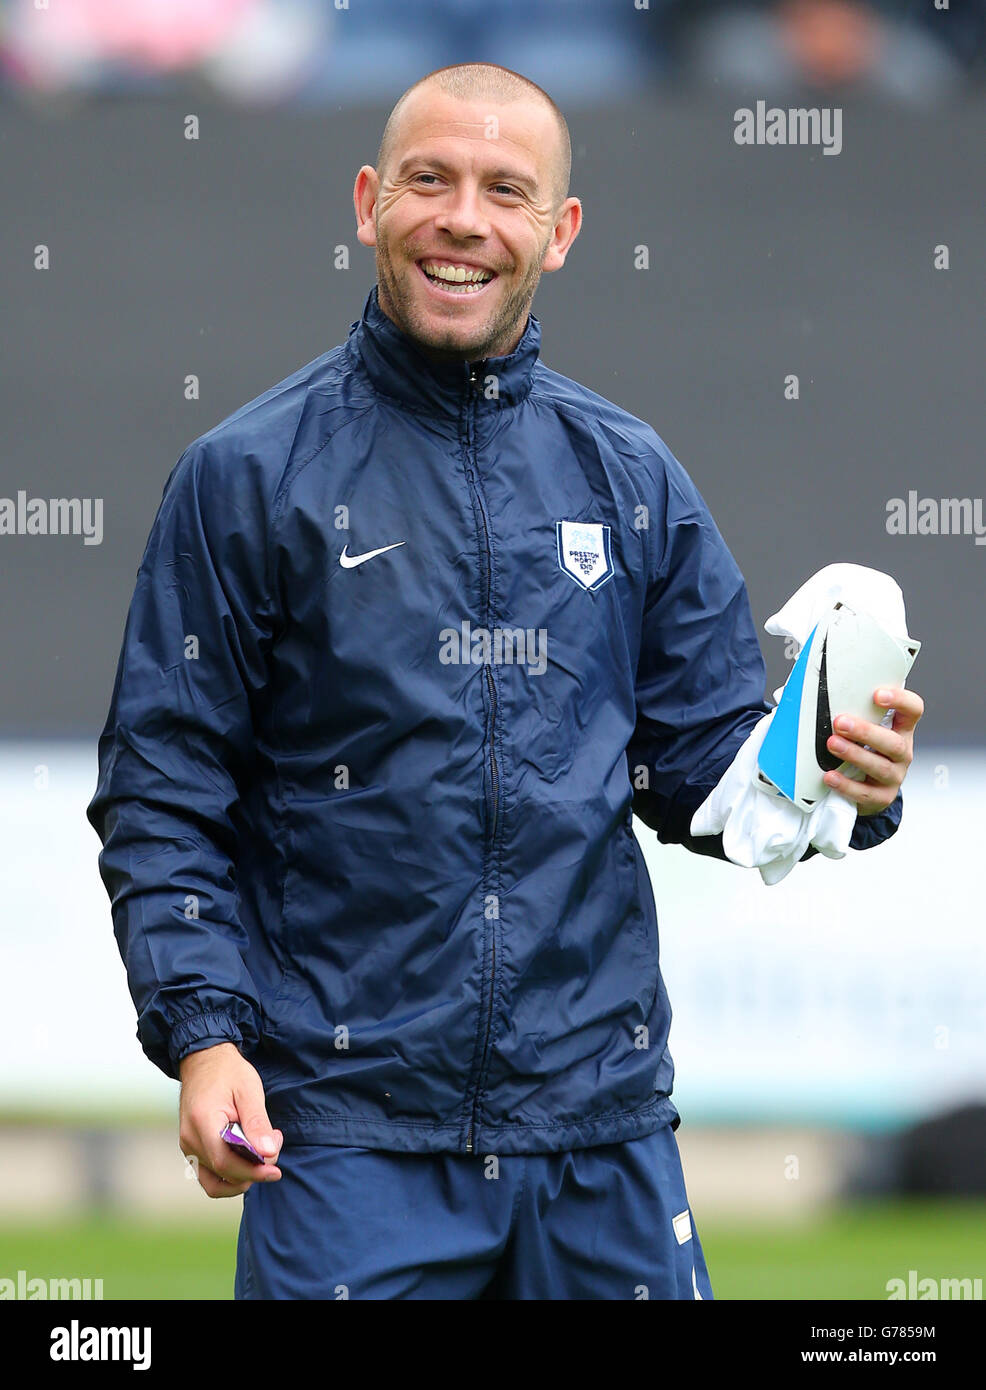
[359, 69, 579, 364]
[88, 62, 922, 1301]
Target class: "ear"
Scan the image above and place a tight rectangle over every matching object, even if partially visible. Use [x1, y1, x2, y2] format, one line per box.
[541, 198, 582, 273]
[354, 166, 379, 249]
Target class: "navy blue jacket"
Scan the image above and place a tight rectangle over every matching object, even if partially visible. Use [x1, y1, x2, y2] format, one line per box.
[87, 285, 901, 1155]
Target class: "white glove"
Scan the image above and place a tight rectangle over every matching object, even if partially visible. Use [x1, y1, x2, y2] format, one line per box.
[690, 710, 859, 885]
[690, 564, 904, 885]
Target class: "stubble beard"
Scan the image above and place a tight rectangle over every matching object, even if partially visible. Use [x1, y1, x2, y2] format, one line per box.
[375, 225, 551, 364]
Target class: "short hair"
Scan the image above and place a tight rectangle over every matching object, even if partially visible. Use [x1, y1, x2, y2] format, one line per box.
[375, 63, 571, 213]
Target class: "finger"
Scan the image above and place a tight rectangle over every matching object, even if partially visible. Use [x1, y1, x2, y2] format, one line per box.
[827, 736, 900, 786]
[232, 1075, 281, 1162]
[828, 722, 907, 774]
[184, 1110, 282, 1184]
[874, 686, 925, 733]
[823, 768, 897, 813]
[217, 1149, 282, 1183]
[209, 1126, 282, 1183]
[196, 1162, 250, 1200]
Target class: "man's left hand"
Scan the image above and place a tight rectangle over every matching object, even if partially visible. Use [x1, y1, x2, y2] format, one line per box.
[823, 686, 925, 816]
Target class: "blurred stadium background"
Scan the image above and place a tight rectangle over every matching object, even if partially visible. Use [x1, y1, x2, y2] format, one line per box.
[2, 0, 984, 1300]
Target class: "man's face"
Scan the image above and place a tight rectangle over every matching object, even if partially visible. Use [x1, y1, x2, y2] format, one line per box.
[355, 89, 581, 363]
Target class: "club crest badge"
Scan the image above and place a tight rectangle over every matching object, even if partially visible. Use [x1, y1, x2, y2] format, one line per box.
[555, 521, 615, 592]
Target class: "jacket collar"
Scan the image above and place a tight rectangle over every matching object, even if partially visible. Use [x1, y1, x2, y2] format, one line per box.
[348, 283, 541, 417]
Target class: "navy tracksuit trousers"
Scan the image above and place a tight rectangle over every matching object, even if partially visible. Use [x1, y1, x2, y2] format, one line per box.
[234, 1121, 713, 1300]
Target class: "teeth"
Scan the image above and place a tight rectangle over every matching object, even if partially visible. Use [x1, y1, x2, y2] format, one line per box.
[429, 280, 485, 293]
[421, 262, 492, 284]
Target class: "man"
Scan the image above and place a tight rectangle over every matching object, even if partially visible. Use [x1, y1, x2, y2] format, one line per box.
[88, 62, 922, 1300]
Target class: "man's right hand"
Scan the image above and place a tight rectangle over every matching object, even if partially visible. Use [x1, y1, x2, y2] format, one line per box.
[178, 1042, 283, 1198]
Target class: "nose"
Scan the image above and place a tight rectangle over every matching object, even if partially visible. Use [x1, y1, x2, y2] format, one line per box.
[433, 181, 492, 242]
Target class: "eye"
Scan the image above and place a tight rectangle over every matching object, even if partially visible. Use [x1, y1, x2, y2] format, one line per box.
[492, 184, 520, 197]
[414, 173, 442, 186]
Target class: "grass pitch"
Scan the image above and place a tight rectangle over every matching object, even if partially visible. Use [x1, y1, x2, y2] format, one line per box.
[1, 1201, 983, 1300]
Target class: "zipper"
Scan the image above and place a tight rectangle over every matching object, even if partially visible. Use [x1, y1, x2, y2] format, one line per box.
[463, 362, 500, 1155]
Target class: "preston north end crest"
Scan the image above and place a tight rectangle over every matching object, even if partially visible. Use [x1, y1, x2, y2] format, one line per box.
[556, 521, 615, 592]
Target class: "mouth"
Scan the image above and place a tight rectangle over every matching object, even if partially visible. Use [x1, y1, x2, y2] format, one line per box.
[415, 259, 498, 301]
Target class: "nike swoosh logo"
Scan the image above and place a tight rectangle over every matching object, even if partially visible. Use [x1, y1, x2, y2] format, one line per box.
[815, 631, 842, 774]
[339, 541, 406, 569]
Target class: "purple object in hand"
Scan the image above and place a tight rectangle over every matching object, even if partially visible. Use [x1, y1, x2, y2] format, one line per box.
[221, 1121, 266, 1164]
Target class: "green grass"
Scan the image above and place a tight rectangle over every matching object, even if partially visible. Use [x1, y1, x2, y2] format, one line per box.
[1, 1202, 983, 1299]
[702, 1201, 986, 1300]
[0, 1217, 239, 1301]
